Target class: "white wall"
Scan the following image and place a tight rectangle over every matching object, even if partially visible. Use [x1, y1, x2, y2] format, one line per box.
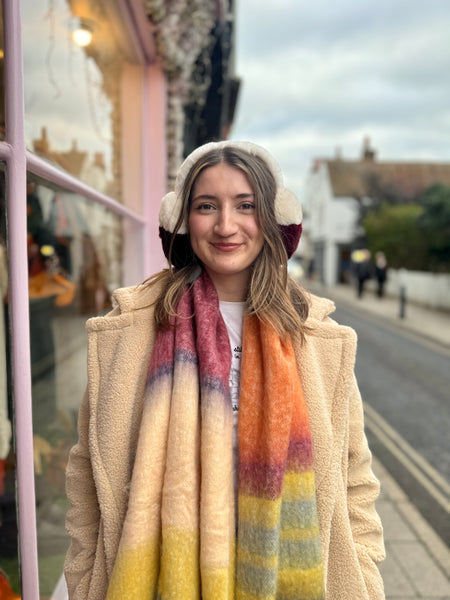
[328, 197, 359, 243]
[303, 163, 360, 285]
[368, 269, 450, 311]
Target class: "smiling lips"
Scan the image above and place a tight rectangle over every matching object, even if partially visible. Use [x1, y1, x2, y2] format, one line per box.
[210, 243, 243, 252]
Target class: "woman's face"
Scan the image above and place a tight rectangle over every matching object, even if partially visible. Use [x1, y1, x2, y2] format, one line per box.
[188, 163, 264, 300]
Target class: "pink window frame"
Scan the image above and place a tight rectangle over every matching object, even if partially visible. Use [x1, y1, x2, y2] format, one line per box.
[1, 1, 166, 597]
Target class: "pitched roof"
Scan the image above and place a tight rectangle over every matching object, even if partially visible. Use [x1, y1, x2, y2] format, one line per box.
[32, 128, 88, 177]
[324, 158, 450, 200]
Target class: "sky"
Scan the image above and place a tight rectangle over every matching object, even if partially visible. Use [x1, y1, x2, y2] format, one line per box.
[231, 0, 450, 197]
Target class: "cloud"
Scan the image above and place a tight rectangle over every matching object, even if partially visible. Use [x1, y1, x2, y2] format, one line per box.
[232, 0, 450, 192]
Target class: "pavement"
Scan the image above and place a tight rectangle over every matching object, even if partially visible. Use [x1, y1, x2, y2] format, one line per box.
[305, 279, 450, 349]
[304, 279, 450, 599]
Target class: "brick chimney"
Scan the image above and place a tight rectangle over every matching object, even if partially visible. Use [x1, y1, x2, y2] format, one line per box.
[362, 136, 376, 162]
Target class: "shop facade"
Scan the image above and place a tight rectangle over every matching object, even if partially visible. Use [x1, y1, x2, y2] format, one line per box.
[0, 0, 168, 597]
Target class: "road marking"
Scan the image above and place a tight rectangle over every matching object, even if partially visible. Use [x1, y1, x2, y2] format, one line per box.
[365, 403, 450, 496]
[364, 403, 450, 513]
[328, 293, 450, 356]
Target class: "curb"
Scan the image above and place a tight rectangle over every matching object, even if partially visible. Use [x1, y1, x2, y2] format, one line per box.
[373, 457, 450, 578]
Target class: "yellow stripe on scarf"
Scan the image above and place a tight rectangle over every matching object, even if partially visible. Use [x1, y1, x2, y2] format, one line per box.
[279, 525, 320, 542]
[237, 548, 278, 571]
[278, 565, 325, 599]
[202, 540, 236, 600]
[282, 471, 317, 501]
[105, 538, 160, 600]
[158, 527, 200, 598]
[239, 495, 282, 529]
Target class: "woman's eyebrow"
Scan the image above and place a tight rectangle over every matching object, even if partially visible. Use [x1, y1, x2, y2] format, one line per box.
[191, 193, 217, 202]
[235, 193, 255, 200]
[192, 192, 255, 202]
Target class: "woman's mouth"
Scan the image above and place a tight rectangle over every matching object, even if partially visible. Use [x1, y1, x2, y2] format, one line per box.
[211, 243, 242, 252]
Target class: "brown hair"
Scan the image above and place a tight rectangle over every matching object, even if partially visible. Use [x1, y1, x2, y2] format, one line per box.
[147, 146, 310, 340]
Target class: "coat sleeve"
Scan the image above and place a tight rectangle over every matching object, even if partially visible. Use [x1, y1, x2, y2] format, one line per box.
[347, 374, 386, 599]
[64, 388, 100, 599]
[64, 305, 124, 598]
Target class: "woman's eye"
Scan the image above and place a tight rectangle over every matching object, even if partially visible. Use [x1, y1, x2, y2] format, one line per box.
[195, 203, 215, 211]
[239, 202, 256, 211]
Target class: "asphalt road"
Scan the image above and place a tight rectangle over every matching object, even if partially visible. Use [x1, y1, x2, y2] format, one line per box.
[333, 303, 450, 545]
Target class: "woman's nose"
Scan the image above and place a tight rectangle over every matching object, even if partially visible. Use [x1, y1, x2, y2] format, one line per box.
[214, 206, 237, 236]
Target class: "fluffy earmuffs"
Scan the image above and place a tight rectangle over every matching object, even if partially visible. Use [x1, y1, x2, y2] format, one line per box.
[159, 140, 302, 268]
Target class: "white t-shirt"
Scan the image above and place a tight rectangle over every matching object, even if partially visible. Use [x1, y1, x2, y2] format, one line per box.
[219, 300, 245, 501]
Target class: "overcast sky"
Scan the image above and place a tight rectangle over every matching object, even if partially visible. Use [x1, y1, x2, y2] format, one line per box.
[231, 0, 450, 196]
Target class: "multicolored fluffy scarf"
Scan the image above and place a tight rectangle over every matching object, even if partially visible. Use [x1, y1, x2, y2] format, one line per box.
[106, 270, 324, 600]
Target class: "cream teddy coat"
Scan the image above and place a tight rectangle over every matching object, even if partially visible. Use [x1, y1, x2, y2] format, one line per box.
[64, 280, 385, 600]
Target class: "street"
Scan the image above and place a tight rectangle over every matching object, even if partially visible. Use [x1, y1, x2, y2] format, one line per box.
[333, 303, 450, 546]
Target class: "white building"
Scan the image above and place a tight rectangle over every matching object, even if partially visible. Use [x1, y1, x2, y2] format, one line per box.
[303, 140, 450, 286]
[303, 156, 360, 286]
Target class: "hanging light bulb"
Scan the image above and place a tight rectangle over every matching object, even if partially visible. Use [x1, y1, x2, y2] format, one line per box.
[69, 17, 96, 48]
[72, 23, 93, 47]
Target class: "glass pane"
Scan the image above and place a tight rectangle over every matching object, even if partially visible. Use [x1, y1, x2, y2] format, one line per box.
[0, 0, 4, 141]
[27, 178, 123, 596]
[0, 166, 21, 597]
[22, 0, 127, 201]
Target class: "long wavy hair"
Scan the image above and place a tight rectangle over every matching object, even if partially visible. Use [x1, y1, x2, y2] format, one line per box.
[147, 145, 310, 340]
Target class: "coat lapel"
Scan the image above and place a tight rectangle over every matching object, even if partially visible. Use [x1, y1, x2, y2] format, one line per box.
[293, 294, 357, 489]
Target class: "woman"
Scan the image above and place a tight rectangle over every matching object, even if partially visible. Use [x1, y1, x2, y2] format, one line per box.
[64, 141, 385, 600]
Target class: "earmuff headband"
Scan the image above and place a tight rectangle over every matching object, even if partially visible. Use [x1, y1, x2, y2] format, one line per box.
[159, 141, 302, 265]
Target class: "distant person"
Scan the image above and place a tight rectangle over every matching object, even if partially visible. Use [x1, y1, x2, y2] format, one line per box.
[354, 249, 372, 298]
[65, 141, 385, 600]
[340, 257, 352, 284]
[307, 256, 315, 279]
[375, 251, 388, 298]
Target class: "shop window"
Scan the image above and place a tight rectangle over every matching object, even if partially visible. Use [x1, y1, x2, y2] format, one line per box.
[0, 165, 21, 598]
[30, 179, 122, 596]
[0, 173, 123, 598]
[22, 0, 127, 202]
[0, 0, 4, 142]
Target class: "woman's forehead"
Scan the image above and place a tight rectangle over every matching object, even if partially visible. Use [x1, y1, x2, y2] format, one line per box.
[192, 163, 254, 195]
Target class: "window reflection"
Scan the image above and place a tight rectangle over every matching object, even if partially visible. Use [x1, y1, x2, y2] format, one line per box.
[0, 175, 123, 598]
[0, 0, 4, 141]
[30, 180, 122, 596]
[22, 0, 125, 201]
[0, 167, 21, 597]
